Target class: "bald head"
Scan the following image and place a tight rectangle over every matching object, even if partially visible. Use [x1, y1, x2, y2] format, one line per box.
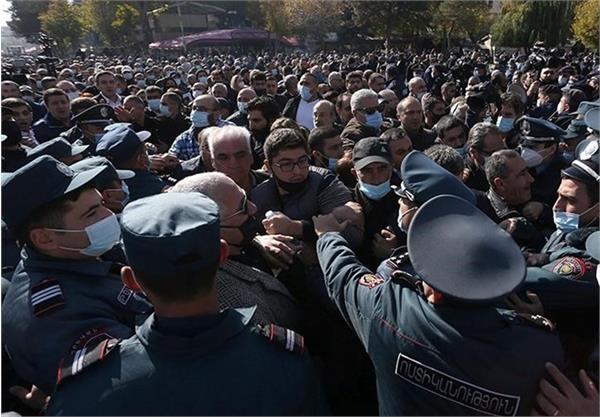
[169, 172, 238, 215]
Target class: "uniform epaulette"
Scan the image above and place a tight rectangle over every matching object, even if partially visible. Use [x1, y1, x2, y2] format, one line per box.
[256, 324, 305, 355]
[57, 338, 119, 385]
[387, 249, 410, 269]
[504, 311, 556, 332]
[30, 279, 65, 317]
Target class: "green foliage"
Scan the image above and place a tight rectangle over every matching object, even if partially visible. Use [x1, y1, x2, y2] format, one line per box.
[7, 0, 51, 39]
[572, 0, 600, 51]
[38, 0, 83, 51]
[431, 0, 491, 48]
[491, 0, 575, 47]
[348, 1, 432, 40]
[112, 3, 140, 33]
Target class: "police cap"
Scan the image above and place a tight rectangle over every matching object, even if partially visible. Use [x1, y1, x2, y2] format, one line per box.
[72, 104, 114, 125]
[572, 100, 600, 118]
[394, 150, 475, 206]
[408, 194, 526, 302]
[70, 156, 134, 190]
[26, 137, 89, 163]
[515, 116, 566, 144]
[353, 137, 392, 170]
[2, 155, 106, 231]
[121, 193, 221, 276]
[584, 107, 599, 133]
[561, 119, 588, 141]
[96, 126, 151, 163]
[1, 120, 22, 146]
[561, 159, 599, 186]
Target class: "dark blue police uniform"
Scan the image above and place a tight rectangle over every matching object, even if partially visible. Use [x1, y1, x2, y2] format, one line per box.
[46, 192, 328, 416]
[317, 195, 564, 415]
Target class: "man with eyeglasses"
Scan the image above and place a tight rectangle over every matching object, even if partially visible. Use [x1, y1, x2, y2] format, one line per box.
[341, 89, 391, 151]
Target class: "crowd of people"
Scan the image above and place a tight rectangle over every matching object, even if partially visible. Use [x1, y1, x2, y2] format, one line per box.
[1, 44, 599, 416]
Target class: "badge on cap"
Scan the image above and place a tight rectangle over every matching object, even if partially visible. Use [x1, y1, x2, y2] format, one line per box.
[100, 107, 109, 118]
[580, 140, 598, 161]
[521, 120, 531, 135]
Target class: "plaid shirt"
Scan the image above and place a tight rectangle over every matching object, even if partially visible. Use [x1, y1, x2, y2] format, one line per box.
[168, 126, 200, 161]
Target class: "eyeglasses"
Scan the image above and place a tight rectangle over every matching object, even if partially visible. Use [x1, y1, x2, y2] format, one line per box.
[223, 193, 248, 221]
[358, 104, 385, 115]
[272, 155, 310, 172]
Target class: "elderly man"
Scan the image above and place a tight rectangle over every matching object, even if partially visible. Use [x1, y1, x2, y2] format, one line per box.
[378, 89, 399, 119]
[207, 126, 269, 194]
[396, 96, 436, 152]
[282, 73, 320, 130]
[328, 71, 345, 92]
[169, 172, 301, 329]
[313, 100, 337, 129]
[407, 76, 427, 100]
[463, 122, 506, 192]
[227, 88, 257, 127]
[341, 89, 387, 150]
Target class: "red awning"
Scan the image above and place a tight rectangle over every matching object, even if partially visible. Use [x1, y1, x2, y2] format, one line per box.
[149, 28, 294, 50]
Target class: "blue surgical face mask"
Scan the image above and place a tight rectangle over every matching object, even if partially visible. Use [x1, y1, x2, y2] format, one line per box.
[46, 213, 121, 257]
[121, 181, 130, 207]
[496, 116, 514, 133]
[299, 85, 312, 101]
[191, 109, 210, 128]
[365, 111, 383, 129]
[148, 99, 161, 111]
[159, 104, 171, 117]
[359, 179, 391, 200]
[553, 211, 580, 233]
[327, 157, 338, 172]
[237, 101, 248, 114]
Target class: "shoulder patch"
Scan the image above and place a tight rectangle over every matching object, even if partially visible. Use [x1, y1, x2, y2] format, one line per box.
[30, 279, 65, 317]
[359, 274, 384, 289]
[57, 338, 119, 385]
[256, 324, 305, 355]
[551, 256, 592, 280]
[515, 313, 556, 332]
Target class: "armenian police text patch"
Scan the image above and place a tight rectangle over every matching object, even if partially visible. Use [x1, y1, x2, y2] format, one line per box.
[359, 274, 384, 289]
[395, 353, 520, 416]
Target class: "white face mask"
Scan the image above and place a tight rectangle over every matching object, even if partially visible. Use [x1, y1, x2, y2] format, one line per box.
[46, 213, 121, 257]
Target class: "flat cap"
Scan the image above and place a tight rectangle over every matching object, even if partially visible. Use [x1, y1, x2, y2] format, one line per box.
[26, 138, 88, 163]
[408, 194, 526, 302]
[2, 155, 106, 230]
[121, 193, 221, 275]
[96, 126, 150, 163]
[394, 150, 475, 205]
[70, 156, 134, 190]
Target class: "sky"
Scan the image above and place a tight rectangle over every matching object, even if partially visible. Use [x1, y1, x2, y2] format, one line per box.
[0, 0, 11, 27]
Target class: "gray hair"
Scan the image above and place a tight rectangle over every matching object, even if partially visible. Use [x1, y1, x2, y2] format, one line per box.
[424, 144, 465, 177]
[207, 126, 252, 157]
[485, 149, 521, 187]
[408, 77, 425, 90]
[466, 122, 500, 151]
[350, 88, 378, 112]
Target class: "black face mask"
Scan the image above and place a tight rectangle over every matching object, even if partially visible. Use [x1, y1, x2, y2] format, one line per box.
[274, 176, 309, 194]
[221, 216, 261, 248]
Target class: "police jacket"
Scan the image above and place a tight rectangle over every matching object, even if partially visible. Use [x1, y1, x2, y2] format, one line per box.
[317, 231, 564, 416]
[46, 307, 329, 416]
[32, 112, 71, 144]
[1, 247, 151, 394]
[124, 170, 167, 202]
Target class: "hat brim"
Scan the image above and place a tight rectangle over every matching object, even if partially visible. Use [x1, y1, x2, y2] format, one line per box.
[408, 194, 526, 302]
[1, 134, 7, 143]
[116, 169, 135, 180]
[585, 231, 600, 262]
[136, 131, 151, 142]
[353, 156, 391, 171]
[65, 165, 107, 194]
[71, 145, 90, 156]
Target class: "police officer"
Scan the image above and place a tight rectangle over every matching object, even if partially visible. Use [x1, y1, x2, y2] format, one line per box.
[377, 150, 476, 279]
[46, 192, 328, 416]
[25, 137, 89, 165]
[1, 156, 151, 395]
[68, 104, 115, 152]
[95, 124, 166, 202]
[515, 116, 568, 208]
[313, 194, 564, 415]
